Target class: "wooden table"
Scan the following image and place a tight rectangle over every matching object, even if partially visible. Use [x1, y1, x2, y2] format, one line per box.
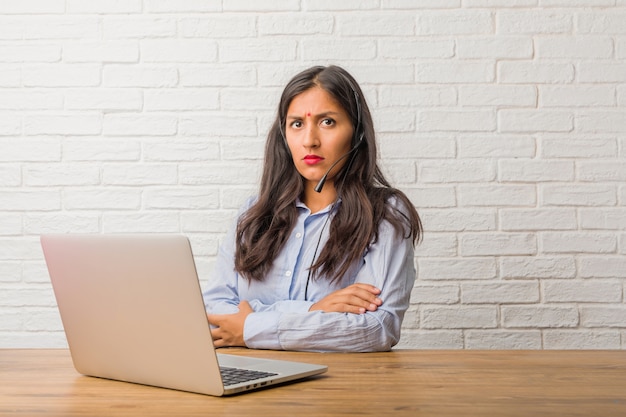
[1, 349, 625, 416]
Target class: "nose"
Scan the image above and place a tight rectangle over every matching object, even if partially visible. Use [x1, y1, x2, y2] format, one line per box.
[302, 123, 319, 149]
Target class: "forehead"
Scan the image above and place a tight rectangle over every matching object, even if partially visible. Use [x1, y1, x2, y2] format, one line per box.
[287, 86, 347, 116]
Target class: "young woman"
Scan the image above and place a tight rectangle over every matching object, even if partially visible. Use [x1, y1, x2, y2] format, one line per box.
[203, 65, 422, 352]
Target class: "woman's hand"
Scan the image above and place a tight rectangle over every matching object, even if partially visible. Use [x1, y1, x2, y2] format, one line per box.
[309, 283, 383, 314]
[207, 301, 253, 348]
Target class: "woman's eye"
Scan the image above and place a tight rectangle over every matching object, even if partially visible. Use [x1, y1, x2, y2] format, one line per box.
[290, 120, 303, 128]
[321, 118, 335, 126]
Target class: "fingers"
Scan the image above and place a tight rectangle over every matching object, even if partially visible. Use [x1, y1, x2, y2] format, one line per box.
[309, 284, 384, 314]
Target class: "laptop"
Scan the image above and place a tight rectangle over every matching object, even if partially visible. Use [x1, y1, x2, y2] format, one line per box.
[40, 234, 327, 396]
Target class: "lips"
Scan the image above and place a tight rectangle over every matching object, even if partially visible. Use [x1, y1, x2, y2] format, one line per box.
[303, 155, 324, 165]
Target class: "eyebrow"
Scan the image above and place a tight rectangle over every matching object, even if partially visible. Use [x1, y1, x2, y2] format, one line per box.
[286, 111, 342, 120]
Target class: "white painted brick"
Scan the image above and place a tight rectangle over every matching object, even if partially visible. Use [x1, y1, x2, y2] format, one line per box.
[397, 330, 464, 349]
[221, 139, 265, 161]
[302, 39, 376, 61]
[221, 39, 297, 62]
[0, 262, 20, 282]
[0, 90, 63, 110]
[541, 136, 617, 158]
[541, 184, 617, 206]
[141, 40, 217, 63]
[261, 13, 333, 36]
[619, 85, 626, 106]
[379, 39, 454, 59]
[221, 88, 280, 111]
[188, 235, 220, 257]
[460, 233, 537, 256]
[65, 89, 142, 111]
[224, 0, 299, 11]
[419, 110, 497, 132]
[144, 89, 219, 111]
[0, 331, 67, 349]
[220, 188, 256, 210]
[539, 85, 615, 107]
[465, 0, 536, 6]
[104, 17, 177, 39]
[543, 279, 622, 303]
[179, 114, 256, 137]
[304, 0, 378, 11]
[413, 233, 457, 257]
[498, 62, 574, 83]
[581, 306, 626, 327]
[578, 162, 626, 182]
[417, 11, 494, 35]
[179, 65, 256, 87]
[337, 13, 414, 36]
[458, 135, 536, 158]
[24, 114, 101, 136]
[422, 306, 498, 329]
[103, 164, 177, 186]
[24, 164, 100, 186]
[578, 62, 626, 82]
[24, 213, 100, 234]
[418, 258, 497, 280]
[22, 17, 99, 40]
[500, 256, 577, 279]
[403, 186, 457, 208]
[180, 164, 261, 185]
[144, 139, 220, 162]
[420, 209, 496, 232]
[577, 11, 626, 34]
[63, 41, 139, 63]
[23, 64, 101, 87]
[24, 308, 63, 332]
[462, 281, 539, 304]
[0, 213, 21, 235]
[459, 185, 537, 207]
[536, 36, 613, 58]
[64, 188, 142, 210]
[576, 111, 626, 133]
[145, 0, 221, 13]
[23, 261, 50, 284]
[0, 191, 60, 211]
[0, 239, 45, 261]
[181, 16, 256, 38]
[103, 114, 177, 136]
[499, 160, 574, 182]
[345, 65, 415, 85]
[383, 0, 461, 8]
[0, 138, 61, 162]
[66, 0, 142, 14]
[375, 108, 416, 133]
[379, 86, 456, 107]
[0, 165, 20, 187]
[465, 330, 542, 349]
[543, 330, 621, 349]
[0, 44, 60, 62]
[0, 67, 20, 86]
[63, 138, 140, 162]
[0, 114, 21, 136]
[416, 61, 495, 83]
[181, 211, 235, 233]
[103, 212, 180, 233]
[143, 187, 219, 210]
[419, 160, 495, 183]
[498, 110, 573, 133]
[459, 85, 536, 107]
[380, 160, 417, 185]
[0, 0, 64, 14]
[458, 37, 533, 59]
[541, 232, 617, 254]
[617, 37, 626, 59]
[500, 208, 577, 231]
[410, 284, 459, 304]
[579, 256, 626, 278]
[380, 135, 455, 159]
[497, 11, 572, 34]
[580, 209, 626, 231]
[103, 65, 178, 88]
[542, 0, 614, 5]
[502, 305, 579, 328]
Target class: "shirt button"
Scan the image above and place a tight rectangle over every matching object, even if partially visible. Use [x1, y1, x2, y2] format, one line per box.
[285, 270, 292, 277]
[295, 232, 302, 238]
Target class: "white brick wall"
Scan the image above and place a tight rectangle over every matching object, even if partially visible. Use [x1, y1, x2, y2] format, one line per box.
[0, 1, 624, 350]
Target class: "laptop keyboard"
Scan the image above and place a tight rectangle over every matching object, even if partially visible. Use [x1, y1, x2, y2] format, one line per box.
[219, 366, 278, 386]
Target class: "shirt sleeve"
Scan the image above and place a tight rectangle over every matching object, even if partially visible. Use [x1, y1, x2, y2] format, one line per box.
[244, 220, 416, 352]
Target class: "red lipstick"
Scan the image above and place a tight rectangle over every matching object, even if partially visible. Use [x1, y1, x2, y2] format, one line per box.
[303, 155, 324, 165]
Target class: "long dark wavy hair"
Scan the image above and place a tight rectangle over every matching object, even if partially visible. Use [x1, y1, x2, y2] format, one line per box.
[234, 65, 422, 283]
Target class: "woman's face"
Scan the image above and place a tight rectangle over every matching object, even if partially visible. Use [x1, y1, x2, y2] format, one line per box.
[285, 86, 354, 191]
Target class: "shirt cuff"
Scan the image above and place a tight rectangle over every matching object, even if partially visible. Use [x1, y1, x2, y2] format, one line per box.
[243, 311, 282, 350]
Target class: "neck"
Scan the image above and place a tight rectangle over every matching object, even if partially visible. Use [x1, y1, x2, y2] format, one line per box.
[303, 180, 337, 213]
